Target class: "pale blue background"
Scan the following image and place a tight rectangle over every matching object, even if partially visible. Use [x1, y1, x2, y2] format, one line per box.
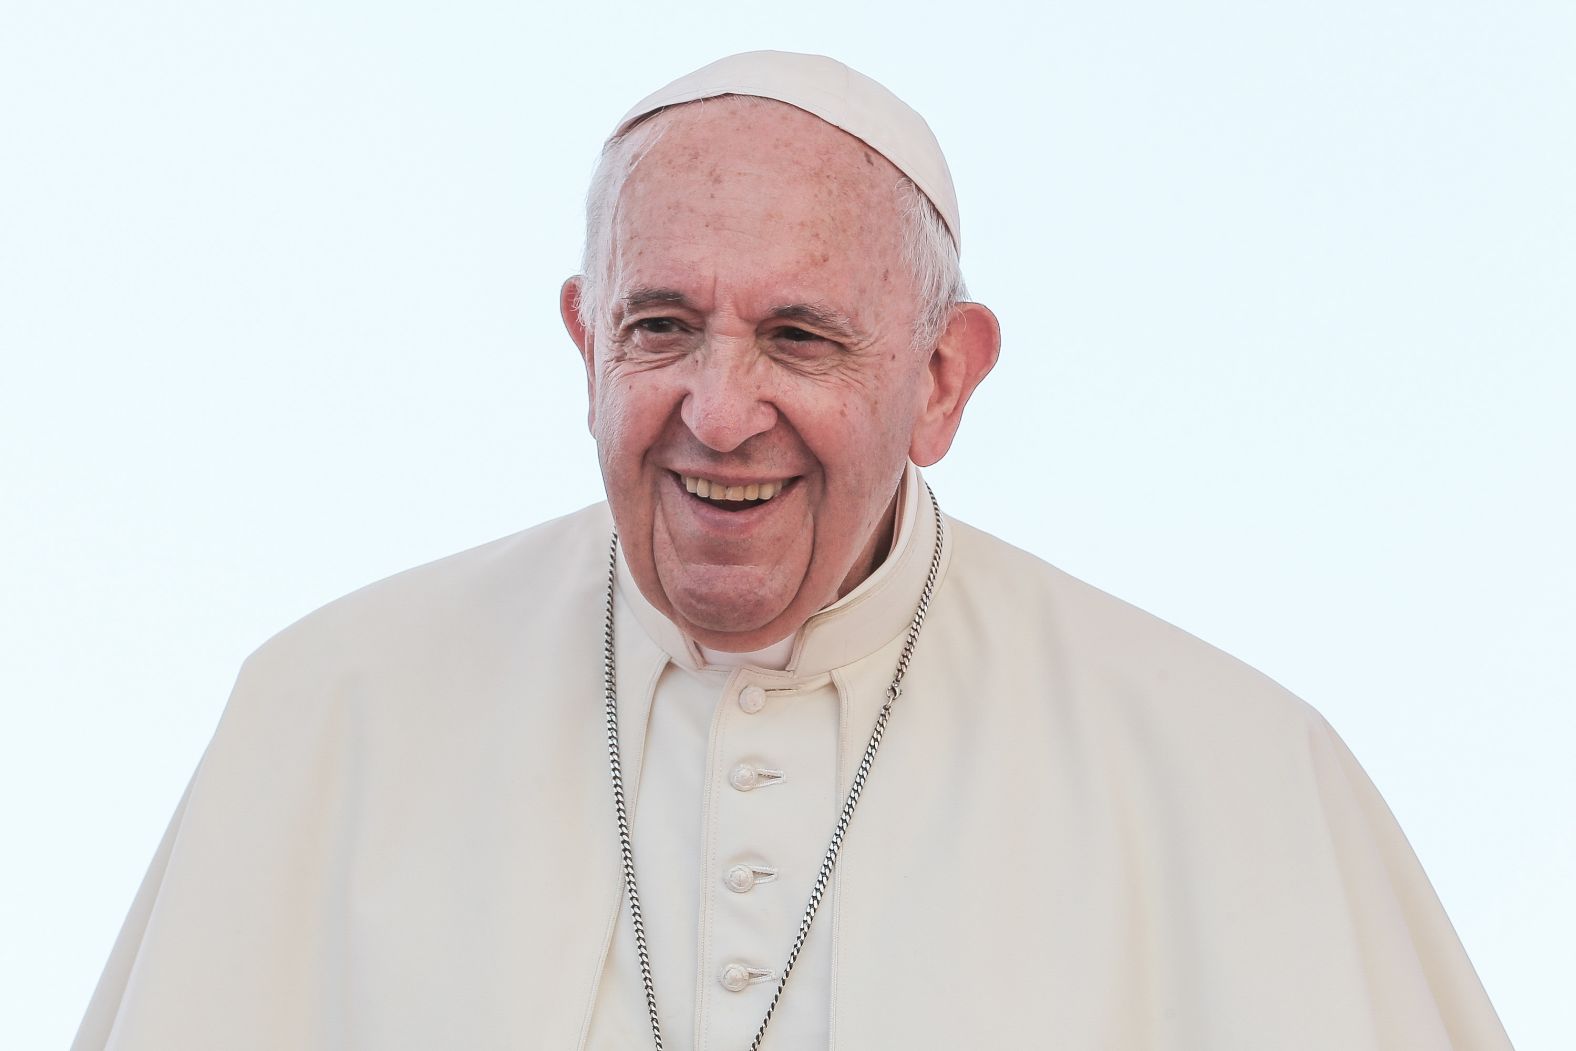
[2, 1, 1570, 1047]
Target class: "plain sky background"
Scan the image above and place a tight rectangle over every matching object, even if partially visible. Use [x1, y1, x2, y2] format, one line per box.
[2, 1, 1570, 1047]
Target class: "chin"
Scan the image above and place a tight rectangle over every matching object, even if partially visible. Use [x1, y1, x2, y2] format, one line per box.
[655, 557, 806, 635]
[671, 590, 790, 638]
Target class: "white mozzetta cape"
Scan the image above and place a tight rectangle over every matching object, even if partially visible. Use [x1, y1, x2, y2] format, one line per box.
[75, 491, 1511, 1050]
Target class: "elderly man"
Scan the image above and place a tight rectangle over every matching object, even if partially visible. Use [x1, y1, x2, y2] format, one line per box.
[75, 52, 1508, 1050]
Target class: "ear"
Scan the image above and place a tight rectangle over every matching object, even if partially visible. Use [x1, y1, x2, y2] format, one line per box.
[908, 301, 1001, 466]
[560, 276, 598, 434]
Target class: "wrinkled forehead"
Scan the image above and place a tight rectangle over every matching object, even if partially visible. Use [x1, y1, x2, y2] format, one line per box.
[611, 99, 912, 281]
[620, 96, 908, 204]
[610, 50, 961, 250]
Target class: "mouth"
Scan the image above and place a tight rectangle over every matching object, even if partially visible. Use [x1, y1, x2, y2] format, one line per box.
[675, 472, 796, 512]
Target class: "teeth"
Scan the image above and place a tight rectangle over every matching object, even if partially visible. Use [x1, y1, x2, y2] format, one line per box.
[679, 475, 786, 502]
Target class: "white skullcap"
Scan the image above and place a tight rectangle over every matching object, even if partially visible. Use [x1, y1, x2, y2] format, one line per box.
[613, 50, 962, 250]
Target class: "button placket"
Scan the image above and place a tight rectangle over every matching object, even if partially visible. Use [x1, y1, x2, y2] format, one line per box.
[701, 673, 839, 1046]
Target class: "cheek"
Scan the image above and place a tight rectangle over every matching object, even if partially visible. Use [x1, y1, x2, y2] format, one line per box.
[592, 376, 675, 468]
[846, 366, 926, 450]
[807, 386, 918, 485]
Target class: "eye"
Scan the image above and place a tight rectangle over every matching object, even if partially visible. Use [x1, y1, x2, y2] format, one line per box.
[634, 317, 684, 335]
[775, 326, 823, 343]
[768, 325, 844, 362]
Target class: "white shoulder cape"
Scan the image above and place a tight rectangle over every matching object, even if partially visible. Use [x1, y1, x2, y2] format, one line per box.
[74, 503, 1511, 1049]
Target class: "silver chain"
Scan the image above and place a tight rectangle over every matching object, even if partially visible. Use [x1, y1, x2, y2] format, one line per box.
[603, 486, 945, 1051]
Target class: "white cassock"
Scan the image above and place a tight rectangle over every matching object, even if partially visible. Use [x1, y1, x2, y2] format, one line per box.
[74, 465, 1511, 1049]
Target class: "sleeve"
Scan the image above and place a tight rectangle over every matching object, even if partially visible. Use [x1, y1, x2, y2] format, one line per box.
[1306, 711, 1515, 1050]
[66, 637, 352, 1051]
[70, 778, 194, 1051]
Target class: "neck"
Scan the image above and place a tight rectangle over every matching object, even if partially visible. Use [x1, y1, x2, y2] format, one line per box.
[835, 488, 901, 603]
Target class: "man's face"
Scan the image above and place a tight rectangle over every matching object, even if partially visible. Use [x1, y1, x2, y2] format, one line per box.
[567, 99, 934, 651]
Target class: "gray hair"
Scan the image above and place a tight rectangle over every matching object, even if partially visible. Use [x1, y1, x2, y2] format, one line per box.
[576, 101, 967, 351]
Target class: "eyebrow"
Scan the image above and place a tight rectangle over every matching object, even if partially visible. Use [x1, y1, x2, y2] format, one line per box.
[768, 303, 866, 342]
[619, 287, 690, 314]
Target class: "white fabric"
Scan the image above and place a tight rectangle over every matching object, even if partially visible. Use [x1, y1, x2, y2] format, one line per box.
[74, 475, 1512, 1049]
[588, 465, 921, 1048]
[694, 634, 795, 671]
[614, 50, 963, 249]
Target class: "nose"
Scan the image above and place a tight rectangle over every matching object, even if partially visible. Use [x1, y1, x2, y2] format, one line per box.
[680, 355, 778, 453]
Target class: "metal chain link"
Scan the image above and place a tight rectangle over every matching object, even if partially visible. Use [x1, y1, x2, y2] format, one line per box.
[603, 539, 665, 1047]
[603, 486, 945, 1051]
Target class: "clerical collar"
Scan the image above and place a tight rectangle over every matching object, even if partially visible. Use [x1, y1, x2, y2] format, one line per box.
[694, 635, 798, 671]
[616, 461, 947, 679]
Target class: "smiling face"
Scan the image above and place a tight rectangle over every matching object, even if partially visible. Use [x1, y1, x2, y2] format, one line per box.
[563, 98, 977, 651]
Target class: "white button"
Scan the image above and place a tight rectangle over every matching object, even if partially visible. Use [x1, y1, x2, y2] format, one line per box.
[725, 865, 757, 893]
[728, 764, 784, 792]
[718, 963, 772, 991]
[738, 685, 767, 714]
